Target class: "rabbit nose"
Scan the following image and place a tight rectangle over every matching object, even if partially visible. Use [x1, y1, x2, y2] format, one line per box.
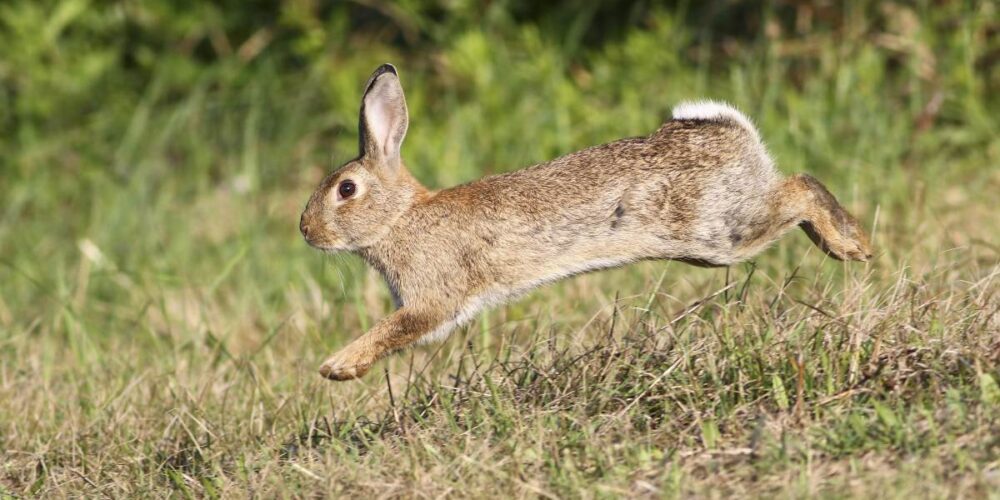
[299, 215, 311, 238]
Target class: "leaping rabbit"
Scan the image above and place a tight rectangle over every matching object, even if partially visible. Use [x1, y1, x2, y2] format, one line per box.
[299, 64, 872, 381]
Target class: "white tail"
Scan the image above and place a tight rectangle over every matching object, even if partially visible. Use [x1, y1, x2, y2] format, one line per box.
[672, 100, 760, 141]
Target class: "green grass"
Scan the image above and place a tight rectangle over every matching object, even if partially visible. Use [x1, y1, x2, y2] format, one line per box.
[1, 2, 999, 497]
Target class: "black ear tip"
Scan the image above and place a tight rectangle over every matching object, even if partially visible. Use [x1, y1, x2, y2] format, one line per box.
[362, 64, 400, 94]
[374, 63, 398, 77]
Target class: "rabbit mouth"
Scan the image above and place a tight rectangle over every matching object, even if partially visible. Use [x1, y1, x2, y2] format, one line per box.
[303, 235, 348, 253]
[310, 242, 348, 254]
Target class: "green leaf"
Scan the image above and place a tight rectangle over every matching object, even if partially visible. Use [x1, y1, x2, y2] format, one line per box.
[772, 373, 789, 411]
[872, 400, 899, 430]
[701, 418, 720, 449]
[979, 372, 1000, 408]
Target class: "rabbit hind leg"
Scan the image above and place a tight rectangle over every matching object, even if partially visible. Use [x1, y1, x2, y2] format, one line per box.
[726, 174, 872, 262]
[779, 174, 872, 261]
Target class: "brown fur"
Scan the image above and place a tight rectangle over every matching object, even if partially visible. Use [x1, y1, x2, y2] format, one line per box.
[300, 64, 873, 380]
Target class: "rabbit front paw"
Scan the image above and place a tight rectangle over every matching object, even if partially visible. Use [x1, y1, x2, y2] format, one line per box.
[318, 345, 375, 381]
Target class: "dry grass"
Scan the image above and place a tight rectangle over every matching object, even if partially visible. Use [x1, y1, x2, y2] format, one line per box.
[2, 242, 998, 497]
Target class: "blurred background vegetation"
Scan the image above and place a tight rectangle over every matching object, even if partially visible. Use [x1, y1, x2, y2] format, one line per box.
[0, 0, 998, 496]
[2, 0, 996, 325]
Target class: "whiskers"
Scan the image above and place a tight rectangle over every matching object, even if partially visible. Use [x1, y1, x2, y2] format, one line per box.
[325, 252, 352, 300]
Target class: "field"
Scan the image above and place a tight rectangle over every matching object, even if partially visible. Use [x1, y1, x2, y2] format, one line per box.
[1, 1, 998, 497]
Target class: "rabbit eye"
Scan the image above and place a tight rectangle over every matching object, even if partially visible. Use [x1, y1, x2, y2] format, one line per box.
[337, 180, 357, 199]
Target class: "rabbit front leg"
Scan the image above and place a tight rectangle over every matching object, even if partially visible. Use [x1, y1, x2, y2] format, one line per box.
[318, 308, 445, 381]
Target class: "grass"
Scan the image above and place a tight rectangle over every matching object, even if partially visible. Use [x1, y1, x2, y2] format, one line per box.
[1, 2, 999, 497]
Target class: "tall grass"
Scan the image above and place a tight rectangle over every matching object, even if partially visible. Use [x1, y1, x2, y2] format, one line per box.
[1, 1, 998, 497]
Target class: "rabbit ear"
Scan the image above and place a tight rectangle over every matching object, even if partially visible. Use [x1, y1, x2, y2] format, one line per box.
[358, 64, 408, 166]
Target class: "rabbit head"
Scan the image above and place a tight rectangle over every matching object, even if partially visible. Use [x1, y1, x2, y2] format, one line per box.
[300, 64, 426, 252]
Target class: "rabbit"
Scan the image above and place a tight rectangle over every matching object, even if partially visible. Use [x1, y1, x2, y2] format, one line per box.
[299, 64, 872, 381]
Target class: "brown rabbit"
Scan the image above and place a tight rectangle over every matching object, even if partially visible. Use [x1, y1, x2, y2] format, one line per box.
[300, 64, 872, 381]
